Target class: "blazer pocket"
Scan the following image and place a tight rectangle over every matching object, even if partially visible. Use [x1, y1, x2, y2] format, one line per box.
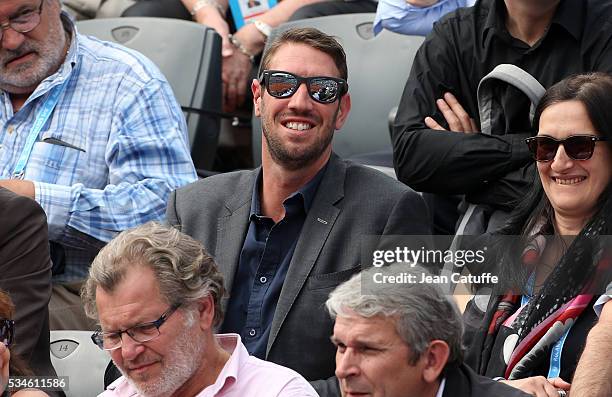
[306, 265, 363, 291]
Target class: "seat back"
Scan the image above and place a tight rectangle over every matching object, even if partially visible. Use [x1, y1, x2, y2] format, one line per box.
[252, 13, 424, 165]
[76, 17, 222, 170]
[50, 330, 111, 397]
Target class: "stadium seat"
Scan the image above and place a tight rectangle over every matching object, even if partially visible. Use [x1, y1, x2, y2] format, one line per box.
[50, 330, 111, 397]
[76, 17, 222, 171]
[251, 13, 424, 166]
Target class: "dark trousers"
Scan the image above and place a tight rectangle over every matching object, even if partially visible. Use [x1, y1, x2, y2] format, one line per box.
[289, 0, 377, 21]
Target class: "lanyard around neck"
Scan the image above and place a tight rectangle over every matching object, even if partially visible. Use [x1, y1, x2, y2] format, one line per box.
[521, 272, 574, 379]
[11, 79, 69, 179]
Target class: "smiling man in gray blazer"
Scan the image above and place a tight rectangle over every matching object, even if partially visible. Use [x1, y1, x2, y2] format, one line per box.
[166, 27, 431, 396]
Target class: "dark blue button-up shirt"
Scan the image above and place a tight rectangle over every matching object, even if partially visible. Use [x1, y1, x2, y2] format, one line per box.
[221, 165, 327, 358]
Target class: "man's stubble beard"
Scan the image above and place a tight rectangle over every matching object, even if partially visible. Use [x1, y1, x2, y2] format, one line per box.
[260, 99, 339, 171]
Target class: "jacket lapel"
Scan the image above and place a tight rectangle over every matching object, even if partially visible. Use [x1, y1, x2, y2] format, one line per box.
[216, 168, 258, 306]
[267, 154, 346, 354]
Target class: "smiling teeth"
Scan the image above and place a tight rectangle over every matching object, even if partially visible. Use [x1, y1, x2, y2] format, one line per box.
[285, 122, 312, 131]
[555, 177, 585, 185]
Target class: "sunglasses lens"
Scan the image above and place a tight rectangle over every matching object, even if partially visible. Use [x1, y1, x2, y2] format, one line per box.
[565, 136, 595, 160]
[267, 73, 297, 98]
[308, 77, 339, 103]
[528, 137, 558, 161]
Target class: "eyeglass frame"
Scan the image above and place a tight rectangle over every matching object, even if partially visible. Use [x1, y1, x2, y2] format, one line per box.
[525, 134, 609, 162]
[0, 0, 45, 41]
[259, 69, 348, 104]
[0, 318, 15, 348]
[91, 304, 181, 351]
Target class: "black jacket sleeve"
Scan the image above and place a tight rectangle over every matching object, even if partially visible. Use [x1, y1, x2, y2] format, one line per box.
[391, 21, 532, 198]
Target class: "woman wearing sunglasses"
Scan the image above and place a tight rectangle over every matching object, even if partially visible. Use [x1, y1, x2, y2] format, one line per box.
[464, 72, 612, 397]
[0, 291, 50, 397]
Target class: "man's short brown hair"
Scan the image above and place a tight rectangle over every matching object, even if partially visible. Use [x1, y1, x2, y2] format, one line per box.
[260, 27, 348, 81]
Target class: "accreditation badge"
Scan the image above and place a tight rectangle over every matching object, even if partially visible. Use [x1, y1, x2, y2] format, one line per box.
[229, 0, 278, 28]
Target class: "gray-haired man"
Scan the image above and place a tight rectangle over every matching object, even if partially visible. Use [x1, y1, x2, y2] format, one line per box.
[327, 265, 530, 397]
[82, 222, 317, 397]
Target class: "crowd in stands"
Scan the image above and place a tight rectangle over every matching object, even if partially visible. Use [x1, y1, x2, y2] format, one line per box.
[0, 0, 611, 396]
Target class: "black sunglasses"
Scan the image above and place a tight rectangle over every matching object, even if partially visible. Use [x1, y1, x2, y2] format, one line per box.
[0, 318, 15, 347]
[259, 70, 348, 104]
[525, 135, 609, 162]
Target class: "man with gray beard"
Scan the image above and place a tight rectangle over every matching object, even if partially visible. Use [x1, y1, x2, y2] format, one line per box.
[166, 27, 431, 396]
[0, 0, 196, 330]
[82, 222, 317, 397]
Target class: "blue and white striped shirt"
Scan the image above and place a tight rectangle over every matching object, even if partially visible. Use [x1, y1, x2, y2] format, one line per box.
[0, 15, 198, 282]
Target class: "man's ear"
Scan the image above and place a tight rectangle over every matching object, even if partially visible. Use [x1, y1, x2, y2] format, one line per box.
[252, 78, 262, 117]
[421, 340, 450, 384]
[197, 294, 215, 331]
[334, 93, 351, 130]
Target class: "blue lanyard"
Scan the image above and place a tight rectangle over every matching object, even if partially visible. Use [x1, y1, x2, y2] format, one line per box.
[547, 326, 572, 378]
[11, 80, 69, 179]
[521, 273, 574, 379]
[521, 272, 536, 306]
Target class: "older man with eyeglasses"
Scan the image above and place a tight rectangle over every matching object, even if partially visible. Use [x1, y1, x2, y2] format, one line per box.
[82, 222, 317, 397]
[0, 0, 197, 330]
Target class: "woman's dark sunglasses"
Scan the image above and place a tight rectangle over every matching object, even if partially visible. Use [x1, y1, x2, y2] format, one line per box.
[0, 318, 15, 347]
[259, 70, 348, 104]
[525, 135, 609, 162]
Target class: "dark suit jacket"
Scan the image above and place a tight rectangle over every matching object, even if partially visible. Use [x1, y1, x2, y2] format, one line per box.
[0, 187, 55, 377]
[166, 154, 432, 395]
[443, 364, 531, 397]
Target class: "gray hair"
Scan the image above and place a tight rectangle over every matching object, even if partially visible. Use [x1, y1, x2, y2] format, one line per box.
[326, 264, 464, 366]
[82, 222, 225, 327]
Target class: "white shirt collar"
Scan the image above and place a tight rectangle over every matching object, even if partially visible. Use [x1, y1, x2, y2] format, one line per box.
[435, 378, 446, 397]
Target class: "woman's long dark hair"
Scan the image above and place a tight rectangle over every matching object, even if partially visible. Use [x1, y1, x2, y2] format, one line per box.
[492, 72, 612, 293]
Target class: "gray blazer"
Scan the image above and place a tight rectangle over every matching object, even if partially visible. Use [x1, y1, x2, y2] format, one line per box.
[166, 154, 431, 395]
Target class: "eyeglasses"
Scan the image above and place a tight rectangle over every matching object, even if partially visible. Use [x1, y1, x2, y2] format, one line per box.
[0, 0, 44, 41]
[259, 70, 348, 104]
[525, 135, 609, 162]
[91, 304, 180, 351]
[0, 318, 15, 347]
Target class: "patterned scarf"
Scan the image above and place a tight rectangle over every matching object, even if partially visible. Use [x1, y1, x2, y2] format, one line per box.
[479, 203, 612, 379]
